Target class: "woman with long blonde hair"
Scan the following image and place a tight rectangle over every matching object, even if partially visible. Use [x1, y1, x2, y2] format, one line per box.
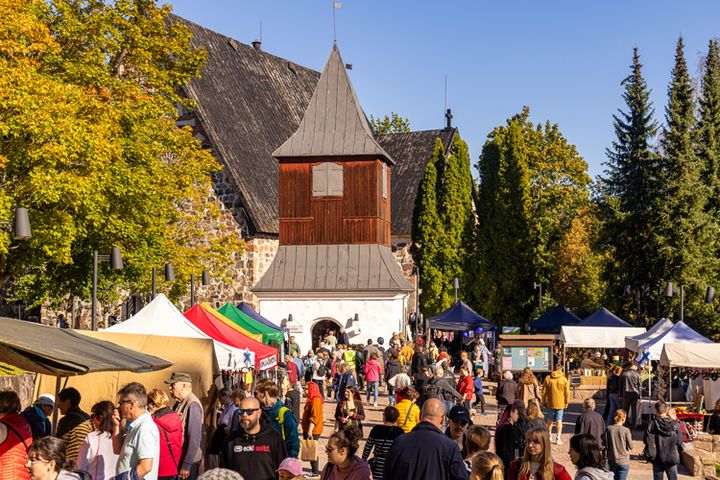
[517, 367, 542, 407]
[471, 451, 504, 480]
[507, 427, 571, 480]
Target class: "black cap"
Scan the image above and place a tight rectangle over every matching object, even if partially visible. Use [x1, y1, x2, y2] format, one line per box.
[448, 405, 471, 424]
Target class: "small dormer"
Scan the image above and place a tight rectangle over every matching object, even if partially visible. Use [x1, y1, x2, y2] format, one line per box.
[273, 45, 394, 246]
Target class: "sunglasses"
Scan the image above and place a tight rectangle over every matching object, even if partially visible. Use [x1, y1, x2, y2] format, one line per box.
[238, 408, 260, 416]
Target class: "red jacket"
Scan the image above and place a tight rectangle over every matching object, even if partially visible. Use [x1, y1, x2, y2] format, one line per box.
[0, 412, 32, 480]
[153, 407, 183, 477]
[286, 360, 298, 384]
[507, 458, 572, 480]
[457, 376, 474, 401]
[365, 359, 382, 382]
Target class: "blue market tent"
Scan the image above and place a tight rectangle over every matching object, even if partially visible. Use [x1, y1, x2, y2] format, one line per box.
[428, 301, 494, 331]
[528, 305, 581, 334]
[237, 302, 283, 332]
[578, 306, 632, 328]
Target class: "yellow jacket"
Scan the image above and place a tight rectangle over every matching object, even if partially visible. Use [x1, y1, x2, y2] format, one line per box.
[542, 370, 570, 409]
[395, 399, 420, 433]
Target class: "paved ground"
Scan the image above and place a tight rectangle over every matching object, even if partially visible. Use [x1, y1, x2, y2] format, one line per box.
[298, 380, 701, 479]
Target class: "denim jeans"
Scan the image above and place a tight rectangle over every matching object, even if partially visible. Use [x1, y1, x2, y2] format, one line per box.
[652, 465, 678, 480]
[366, 381, 379, 404]
[607, 392, 620, 424]
[611, 463, 630, 480]
[388, 386, 396, 405]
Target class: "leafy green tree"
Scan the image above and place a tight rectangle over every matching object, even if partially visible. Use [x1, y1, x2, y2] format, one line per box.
[0, 0, 243, 308]
[438, 136, 474, 308]
[599, 48, 662, 321]
[411, 139, 447, 316]
[370, 112, 411, 135]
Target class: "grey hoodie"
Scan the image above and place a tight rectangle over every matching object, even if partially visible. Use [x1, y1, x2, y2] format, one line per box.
[574, 467, 615, 480]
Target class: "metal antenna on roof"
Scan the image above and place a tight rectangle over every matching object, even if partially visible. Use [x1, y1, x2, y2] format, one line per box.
[260, 20, 262, 43]
[444, 74, 448, 112]
[332, 1, 342, 43]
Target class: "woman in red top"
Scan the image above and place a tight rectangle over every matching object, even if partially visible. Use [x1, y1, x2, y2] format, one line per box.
[507, 427, 571, 480]
[0, 390, 32, 480]
[364, 353, 383, 407]
[457, 365, 475, 411]
[147, 389, 183, 480]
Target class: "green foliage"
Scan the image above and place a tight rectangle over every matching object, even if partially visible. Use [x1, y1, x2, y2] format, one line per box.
[474, 108, 597, 326]
[0, 0, 243, 307]
[411, 139, 446, 316]
[599, 48, 662, 322]
[699, 39, 720, 216]
[370, 112, 410, 135]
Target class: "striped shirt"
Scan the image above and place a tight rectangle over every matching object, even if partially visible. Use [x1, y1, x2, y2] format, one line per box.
[361, 425, 404, 480]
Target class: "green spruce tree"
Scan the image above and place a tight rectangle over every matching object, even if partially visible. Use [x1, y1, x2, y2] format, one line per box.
[698, 39, 720, 216]
[411, 139, 447, 316]
[600, 48, 662, 322]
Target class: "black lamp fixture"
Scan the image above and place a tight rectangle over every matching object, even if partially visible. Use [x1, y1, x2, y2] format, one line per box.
[453, 277, 460, 303]
[189, 269, 210, 307]
[13, 207, 32, 240]
[705, 286, 716, 305]
[664, 281, 684, 322]
[533, 281, 543, 308]
[91, 246, 123, 330]
[151, 263, 175, 299]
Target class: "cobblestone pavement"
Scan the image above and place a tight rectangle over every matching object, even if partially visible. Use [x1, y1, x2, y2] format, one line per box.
[297, 380, 700, 479]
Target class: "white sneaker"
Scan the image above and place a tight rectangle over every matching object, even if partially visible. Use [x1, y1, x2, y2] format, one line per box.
[556, 437, 563, 445]
[549, 434, 555, 444]
[373, 402, 378, 407]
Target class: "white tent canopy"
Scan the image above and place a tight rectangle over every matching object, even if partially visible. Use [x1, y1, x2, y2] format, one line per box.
[660, 343, 720, 369]
[635, 320, 711, 362]
[625, 318, 673, 352]
[105, 294, 251, 370]
[560, 326, 646, 348]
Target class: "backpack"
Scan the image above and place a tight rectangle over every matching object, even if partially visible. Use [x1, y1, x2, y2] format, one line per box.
[276, 406, 292, 441]
[423, 378, 441, 399]
[317, 363, 327, 377]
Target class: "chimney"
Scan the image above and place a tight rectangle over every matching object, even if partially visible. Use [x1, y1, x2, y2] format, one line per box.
[445, 108, 453, 129]
[252, 39, 261, 51]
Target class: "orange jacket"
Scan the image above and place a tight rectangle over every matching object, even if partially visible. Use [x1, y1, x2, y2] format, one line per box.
[301, 398, 323, 435]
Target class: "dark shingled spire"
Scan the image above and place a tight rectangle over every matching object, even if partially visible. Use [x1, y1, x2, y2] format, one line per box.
[273, 44, 394, 164]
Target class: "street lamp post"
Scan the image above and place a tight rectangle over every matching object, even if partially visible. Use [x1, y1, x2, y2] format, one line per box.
[189, 270, 209, 307]
[533, 282, 543, 308]
[665, 282, 684, 322]
[91, 247, 123, 331]
[151, 263, 175, 299]
[453, 277, 459, 303]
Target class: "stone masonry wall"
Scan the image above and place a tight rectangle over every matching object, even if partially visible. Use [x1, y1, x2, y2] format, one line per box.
[392, 242, 418, 315]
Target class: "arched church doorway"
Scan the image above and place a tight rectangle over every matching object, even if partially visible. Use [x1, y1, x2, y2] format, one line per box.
[311, 318, 342, 350]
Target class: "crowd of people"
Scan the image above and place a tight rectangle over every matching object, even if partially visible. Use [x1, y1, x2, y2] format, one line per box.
[0, 330, 704, 480]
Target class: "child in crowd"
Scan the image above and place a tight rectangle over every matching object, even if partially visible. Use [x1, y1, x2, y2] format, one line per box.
[473, 367, 486, 415]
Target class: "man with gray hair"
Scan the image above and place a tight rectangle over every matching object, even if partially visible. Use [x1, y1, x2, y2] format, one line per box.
[112, 382, 160, 480]
[574, 397, 606, 447]
[167, 372, 204, 480]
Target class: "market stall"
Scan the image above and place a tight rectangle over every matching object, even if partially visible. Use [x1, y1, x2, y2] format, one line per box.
[237, 302, 284, 332]
[217, 303, 285, 345]
[578, 307, 632, 327]
[527, 305, 581, 334]
[634, 321, 711, 363]
[105, 294, 249, 371]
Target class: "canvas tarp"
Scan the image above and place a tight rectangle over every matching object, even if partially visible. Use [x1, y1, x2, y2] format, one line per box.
[0, 317, 171, 377]
[528, 305, 581, 334]
[578, 307, 632, 327]
[561, 326, 646, 348]
[635, 321, 712, 362]
[428, 301, 494, 331]
[105, 294, 249, 370]
[238, 302, 283, 332]
[625, 318, 674, 352]
[217, 303, 285, 345]
[35, 331, 217, 414]
[184, 304, 277, 371]
[660, 343, 720, 369]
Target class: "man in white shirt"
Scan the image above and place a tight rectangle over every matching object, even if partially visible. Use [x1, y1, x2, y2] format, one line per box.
[112, 382, 160, 480]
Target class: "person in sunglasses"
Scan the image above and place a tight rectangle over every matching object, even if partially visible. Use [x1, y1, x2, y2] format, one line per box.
[220, 397, 287, 480]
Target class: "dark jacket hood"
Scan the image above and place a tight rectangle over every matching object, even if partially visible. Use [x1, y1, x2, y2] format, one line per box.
[654, 416, 678, 436]
[154, 407, 183, 434]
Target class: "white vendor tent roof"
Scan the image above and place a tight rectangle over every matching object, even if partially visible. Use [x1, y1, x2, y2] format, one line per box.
[560, 326, 646, 348]
[635, 320, 712, 362]
[625, 318, 673, 352]
[105, 294, 251, 370]
[660, 343, 720, 369]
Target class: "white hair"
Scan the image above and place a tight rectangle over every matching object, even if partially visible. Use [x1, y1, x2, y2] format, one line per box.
[503, 371, 513, 380]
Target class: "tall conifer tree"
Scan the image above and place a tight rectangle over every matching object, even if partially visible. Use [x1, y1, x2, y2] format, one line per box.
[698, 39, 720, 215]
[411, 139, 447, 316]
[601, 48, 662, 320]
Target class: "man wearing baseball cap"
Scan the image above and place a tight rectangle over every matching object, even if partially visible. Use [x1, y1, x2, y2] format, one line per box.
[20, 393, 54, 439]
[166, 372, 203, 480]
[446, 405, 472, 458]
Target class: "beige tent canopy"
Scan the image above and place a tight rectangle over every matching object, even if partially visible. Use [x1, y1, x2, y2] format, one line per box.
[660, 343, 720, 369]
[35, 331, 218, 415]
[0, 317, 172, 376]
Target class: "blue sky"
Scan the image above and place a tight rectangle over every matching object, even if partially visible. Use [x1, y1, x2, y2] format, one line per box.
[166, 1, 720, 179]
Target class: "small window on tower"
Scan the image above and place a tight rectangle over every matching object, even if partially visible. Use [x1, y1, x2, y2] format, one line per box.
[382, 163, 388, 199]
[312, 162, 343, 196]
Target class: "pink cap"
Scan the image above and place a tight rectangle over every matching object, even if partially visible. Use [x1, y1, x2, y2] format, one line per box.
[276, 457, 303, 476]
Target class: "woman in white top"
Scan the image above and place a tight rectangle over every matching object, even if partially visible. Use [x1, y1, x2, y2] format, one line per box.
[77, 401, 119, 480]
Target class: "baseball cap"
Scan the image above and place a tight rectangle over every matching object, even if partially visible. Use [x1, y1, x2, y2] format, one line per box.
[448, 405, 471, 424]
[164, 372, 192, 384]
[36, 394, 55, 407]
[276, 457, 302, 476]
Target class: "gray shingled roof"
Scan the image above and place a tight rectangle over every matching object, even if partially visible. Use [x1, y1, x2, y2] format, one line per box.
[273, 44, 394, 164]
[252, 244, 413, 292]
[175, 15, 320, 235]
[378, 128, 457, 238]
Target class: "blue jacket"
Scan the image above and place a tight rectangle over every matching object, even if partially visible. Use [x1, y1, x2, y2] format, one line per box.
[385, 421, 468, 480]
[473, 376, 483, 395]
[263, 400, 300, 458]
